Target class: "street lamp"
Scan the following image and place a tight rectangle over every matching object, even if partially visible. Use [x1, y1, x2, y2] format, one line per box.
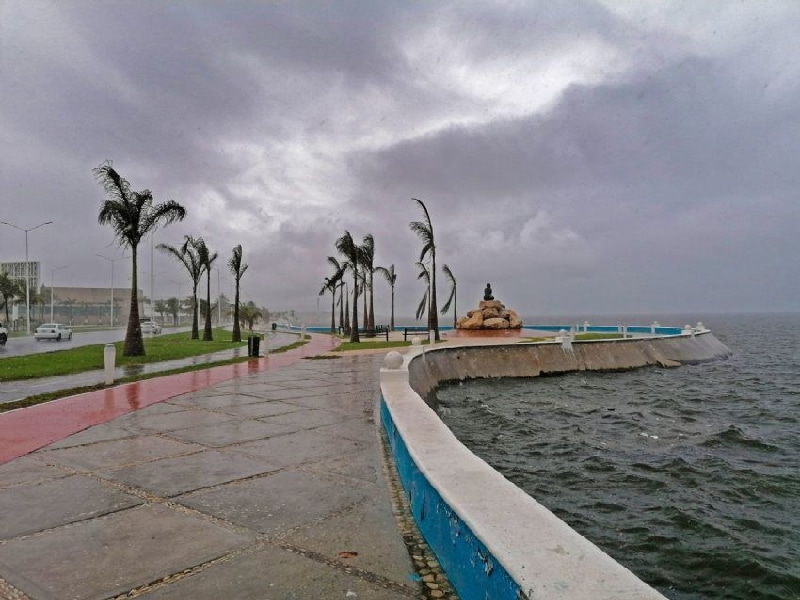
[50, 265, 68, 322]
[96, 253, 128, 328]
[0, 220, 53, 334]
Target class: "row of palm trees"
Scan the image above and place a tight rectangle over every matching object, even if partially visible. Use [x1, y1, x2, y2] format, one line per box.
[323, 198, 457, 344]
[94, 162, 250, 356]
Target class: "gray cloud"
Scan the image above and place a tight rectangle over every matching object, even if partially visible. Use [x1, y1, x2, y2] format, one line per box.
[1, 0, 798, 324]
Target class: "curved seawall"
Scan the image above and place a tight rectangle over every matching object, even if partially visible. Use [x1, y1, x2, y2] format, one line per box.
[380, 331, 731, 600]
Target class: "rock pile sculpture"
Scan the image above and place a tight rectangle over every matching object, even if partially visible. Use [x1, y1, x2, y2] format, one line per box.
[456, 283, 523, 330]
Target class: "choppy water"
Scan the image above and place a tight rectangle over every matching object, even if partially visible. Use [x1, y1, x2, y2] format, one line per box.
[435, 313, 800, 600]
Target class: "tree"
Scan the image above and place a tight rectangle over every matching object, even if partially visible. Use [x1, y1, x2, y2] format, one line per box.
[361, 234, 376, 330]
[409, 198, 440, 340]
[239, 300, 263, 331]
[375, 264, 396, 331]
[95, 161, 186, 356]
[319, 276, 339, 334]
[415, 261, 430, 321]
[326, 257, 346, 333]
[335, 231, 360, 343]
[196, 238, 218, 341]
[166, 296, 181, 326]
[0, 273, 22, 324]
[228, 244, 249, 342]
[158, 235, 203, 339]
[154, 299, 168, 322]
[441, 264, 457, 328]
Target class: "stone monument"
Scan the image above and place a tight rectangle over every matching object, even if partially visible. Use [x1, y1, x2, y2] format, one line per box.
[456, 283, 523, 330]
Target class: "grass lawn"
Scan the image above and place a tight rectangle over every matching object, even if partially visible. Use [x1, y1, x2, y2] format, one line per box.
[0, 328, 247, 381]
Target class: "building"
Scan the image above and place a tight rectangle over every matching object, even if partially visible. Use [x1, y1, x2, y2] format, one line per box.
[43, 286, 144, 327]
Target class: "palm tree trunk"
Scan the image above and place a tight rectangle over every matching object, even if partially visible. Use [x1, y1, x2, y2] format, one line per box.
[350, 277, 360, 343]
[390, 285, 395, 331]
[203, 271, 213, 341]
[191, 283, 199, 339]
[430, 254, 440, 341]
[232, 280, 241, 342]
[368, 272, 375, 330]
[124, 247, 145, 356]
[329, 290, 336, 333]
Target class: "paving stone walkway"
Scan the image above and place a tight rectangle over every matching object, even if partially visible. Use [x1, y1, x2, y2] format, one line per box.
[0, 347, 422, 599]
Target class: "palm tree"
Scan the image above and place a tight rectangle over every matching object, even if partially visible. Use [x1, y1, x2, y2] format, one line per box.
[409, 198, 439, 341]
[361, 234, 376, 330]
[415, 261, 430, 321]
[158, 235, 203, 339]
[441, 264, 457, 328]
[95, 161, 186, 356]
[166, 296, 181, 326]
[228, 244, 249, 342]
[319, 274, 340, 334]
[375, 263, 396, 331]
[342, 280, 350, 334]
[196, 238, 218, 341]
[335, 231, 360, 343]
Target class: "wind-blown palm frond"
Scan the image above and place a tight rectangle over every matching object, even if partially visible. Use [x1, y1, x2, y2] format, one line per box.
[409, 198, 439, 339]
[441, 264, 457, 327]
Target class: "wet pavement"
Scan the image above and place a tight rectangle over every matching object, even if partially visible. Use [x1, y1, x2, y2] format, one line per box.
[0, 333, 424, 599]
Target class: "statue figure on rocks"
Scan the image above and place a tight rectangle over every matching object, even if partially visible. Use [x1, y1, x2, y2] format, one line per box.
[457, 283, 523, 330]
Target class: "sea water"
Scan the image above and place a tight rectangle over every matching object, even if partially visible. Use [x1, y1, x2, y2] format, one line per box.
[435, 313, 799, 600]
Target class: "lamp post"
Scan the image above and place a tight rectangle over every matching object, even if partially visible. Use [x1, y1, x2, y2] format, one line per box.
[0, 220, 53, 334]
[96, 254, 128, 328]
[50, 265, 68, 322]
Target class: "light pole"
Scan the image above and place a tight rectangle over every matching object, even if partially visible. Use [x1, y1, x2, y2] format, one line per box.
[96, 254, 128, 328]
[50, 265, 68, 322]
[0, 220, 53, 334]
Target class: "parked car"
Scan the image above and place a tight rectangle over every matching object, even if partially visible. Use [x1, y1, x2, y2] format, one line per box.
[34, 323, 73, 341]
[140, 319, 162, 334]
[0, 322, 7, 346]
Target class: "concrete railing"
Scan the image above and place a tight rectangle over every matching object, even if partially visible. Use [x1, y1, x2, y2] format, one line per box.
[380, 331, 731, 600]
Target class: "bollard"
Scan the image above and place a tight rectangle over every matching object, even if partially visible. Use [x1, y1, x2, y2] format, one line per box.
[103, 343, 115, 385]
[429, 330, 435, 345]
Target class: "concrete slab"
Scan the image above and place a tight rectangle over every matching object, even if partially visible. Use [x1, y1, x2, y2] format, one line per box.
[233, 429, 364, 468]
[178, 470, 371, 536]
[0, 504, 253, 600]
[101, 448, 280, 497]
[0, 456, 68, 488]
[164, 417, 300, 447]
[39, 435, 205, 472]
[136, 545, 416, 599]
[0, 473, 142, 538]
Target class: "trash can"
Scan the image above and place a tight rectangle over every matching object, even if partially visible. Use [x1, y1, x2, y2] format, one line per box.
[247, 334, 260, 357]
[271, 322, 277, 331]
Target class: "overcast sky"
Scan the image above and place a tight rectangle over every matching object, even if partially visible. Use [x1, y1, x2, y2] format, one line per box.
[2, 1, 798, 323]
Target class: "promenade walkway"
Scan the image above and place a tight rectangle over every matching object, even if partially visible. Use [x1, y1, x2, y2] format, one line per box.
[0, 334, 426, 599]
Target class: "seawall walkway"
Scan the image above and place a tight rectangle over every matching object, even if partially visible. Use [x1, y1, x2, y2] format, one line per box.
[0, 334, 425, 599]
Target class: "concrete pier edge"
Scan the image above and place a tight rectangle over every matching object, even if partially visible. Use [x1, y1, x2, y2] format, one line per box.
[380, 330, 731, 600]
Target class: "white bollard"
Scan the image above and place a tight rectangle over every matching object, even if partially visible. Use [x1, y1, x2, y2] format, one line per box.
[429, 330, 435, 345]
[103, 343, 115, 385]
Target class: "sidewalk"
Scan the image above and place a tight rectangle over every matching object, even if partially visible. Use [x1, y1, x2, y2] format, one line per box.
[0, 334, 423, 599]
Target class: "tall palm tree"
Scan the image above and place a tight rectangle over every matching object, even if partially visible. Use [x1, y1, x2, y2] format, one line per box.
[195, 238, 218, 341]
[228, 244, 249, 342]
[415, 261, 430, 321]
[158, 235, 203, 339]
[336, 278, 345, 332]
[326, 256, 345, 333]
[335, 231, 360, 343]
[95, 161, 186, 356]
[375, 264, 396, 331]
[343, 280, 350, 334]
[361, 234, 376, 330]
[441, 264, 457, 328]
[409, 198, 439, 340]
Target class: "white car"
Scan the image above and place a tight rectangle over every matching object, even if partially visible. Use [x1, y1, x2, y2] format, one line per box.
[0, 322, 7, 345]
[140, 320, 162, 334]
[34, 323, 73, 342]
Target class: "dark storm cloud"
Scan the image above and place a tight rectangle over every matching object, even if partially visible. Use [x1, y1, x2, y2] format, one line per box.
[1, 0, 798, 319]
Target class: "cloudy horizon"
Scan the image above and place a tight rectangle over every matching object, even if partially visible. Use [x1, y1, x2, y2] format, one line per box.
[2, 1, 798, 325]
